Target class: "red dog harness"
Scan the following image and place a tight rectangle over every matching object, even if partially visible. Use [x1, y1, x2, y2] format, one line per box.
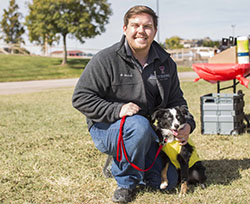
[116, 116, 163, 172]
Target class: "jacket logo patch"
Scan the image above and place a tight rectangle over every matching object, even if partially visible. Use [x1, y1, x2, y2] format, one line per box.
[159, 66, 165, 74]
[157, 74, 170, 80]
[120, 73, 133, 78]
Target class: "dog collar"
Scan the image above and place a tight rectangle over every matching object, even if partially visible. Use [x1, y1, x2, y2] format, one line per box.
[160, 136, 168, 145]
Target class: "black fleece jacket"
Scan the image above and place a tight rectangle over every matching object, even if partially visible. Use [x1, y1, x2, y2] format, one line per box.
[72, 36, 196, 131]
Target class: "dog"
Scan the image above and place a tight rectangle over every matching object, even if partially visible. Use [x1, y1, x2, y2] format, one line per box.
[151, 106, 207, 195]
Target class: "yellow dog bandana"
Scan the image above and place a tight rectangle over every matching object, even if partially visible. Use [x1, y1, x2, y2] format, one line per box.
[161, 138, 200, 169]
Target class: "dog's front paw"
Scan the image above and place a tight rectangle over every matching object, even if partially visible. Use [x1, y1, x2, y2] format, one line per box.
[179, 181, 188, 196]
[160, 181, 168, 190]
[200, 183, 206, 189]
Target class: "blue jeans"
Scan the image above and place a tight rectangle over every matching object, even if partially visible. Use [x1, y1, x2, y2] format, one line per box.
[89, 115, 178, 190]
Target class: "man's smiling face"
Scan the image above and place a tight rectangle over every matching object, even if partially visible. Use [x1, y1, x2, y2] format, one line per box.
[123, 13, 157, 54]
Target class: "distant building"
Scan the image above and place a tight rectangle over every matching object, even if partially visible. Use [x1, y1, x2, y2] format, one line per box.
[180, 37, 213, 48]
[167, 47, 216, 66]
[191, 47, 215, 58]
[50, 50, 85, 58]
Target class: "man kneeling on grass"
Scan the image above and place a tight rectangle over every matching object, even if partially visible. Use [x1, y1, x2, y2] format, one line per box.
[72, 5, 195, 203]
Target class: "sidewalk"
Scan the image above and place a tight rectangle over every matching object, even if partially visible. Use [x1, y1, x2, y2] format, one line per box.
[0, 72, 198, 95]
[0, 78, 78, 95]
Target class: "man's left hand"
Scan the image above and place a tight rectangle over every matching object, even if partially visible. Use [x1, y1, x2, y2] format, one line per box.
[175, 123, 191, 145]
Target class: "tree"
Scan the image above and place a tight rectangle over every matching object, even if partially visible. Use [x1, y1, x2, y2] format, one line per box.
[202, 37, 220, 48]
[0, 0, 25, 53]
[25, 0, 112, 65]
[165, 36, 184, 50]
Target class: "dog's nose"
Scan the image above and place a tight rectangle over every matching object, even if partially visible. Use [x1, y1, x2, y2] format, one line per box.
[174, 124, 179, 129]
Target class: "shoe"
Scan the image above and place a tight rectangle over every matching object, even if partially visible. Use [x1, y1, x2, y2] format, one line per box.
[112, 187, 134, 203]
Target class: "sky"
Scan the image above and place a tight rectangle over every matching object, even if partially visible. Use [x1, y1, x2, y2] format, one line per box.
[0, 0, 250, 54]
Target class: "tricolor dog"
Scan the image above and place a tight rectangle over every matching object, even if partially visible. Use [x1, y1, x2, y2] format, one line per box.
[152, 106, 207, 195]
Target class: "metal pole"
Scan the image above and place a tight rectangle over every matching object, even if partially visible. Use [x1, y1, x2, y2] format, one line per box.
[231, 24, 236, 37]
[156, 0, 160, 42]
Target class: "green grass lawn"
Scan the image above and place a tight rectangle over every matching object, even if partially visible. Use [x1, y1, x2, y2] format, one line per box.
[0, 79, 249, 203]
[177, 66, 193, 72]
[0, 54, 89, 82]
[0, 54, 192, 82]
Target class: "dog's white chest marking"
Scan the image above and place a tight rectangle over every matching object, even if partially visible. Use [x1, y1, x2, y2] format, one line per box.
[169, 109, 180, 129]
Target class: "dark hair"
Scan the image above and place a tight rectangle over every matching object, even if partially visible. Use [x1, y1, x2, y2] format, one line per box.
[124, 5, 158, 29]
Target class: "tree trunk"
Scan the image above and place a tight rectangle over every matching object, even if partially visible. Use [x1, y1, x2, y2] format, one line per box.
[10, 43, 14, 54]
[61, 34, 67, 65]
[44, 34, 48, 57]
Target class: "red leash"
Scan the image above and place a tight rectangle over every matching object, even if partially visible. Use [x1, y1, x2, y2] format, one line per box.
[116, 116, 163, 172]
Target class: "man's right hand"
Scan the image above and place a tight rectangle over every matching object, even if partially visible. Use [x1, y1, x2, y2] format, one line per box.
[119, 102, 141, 118]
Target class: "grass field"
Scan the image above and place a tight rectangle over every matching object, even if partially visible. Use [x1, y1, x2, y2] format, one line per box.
[0, 54, 89, 82]
[0, 54, 192, 82]
[0, 78, 249, 203]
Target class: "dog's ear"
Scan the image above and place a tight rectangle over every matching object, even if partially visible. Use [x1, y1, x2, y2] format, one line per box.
[151, 109, 164, 122]
[178, 105, 189, 116]
[151, 110, 158, 122]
